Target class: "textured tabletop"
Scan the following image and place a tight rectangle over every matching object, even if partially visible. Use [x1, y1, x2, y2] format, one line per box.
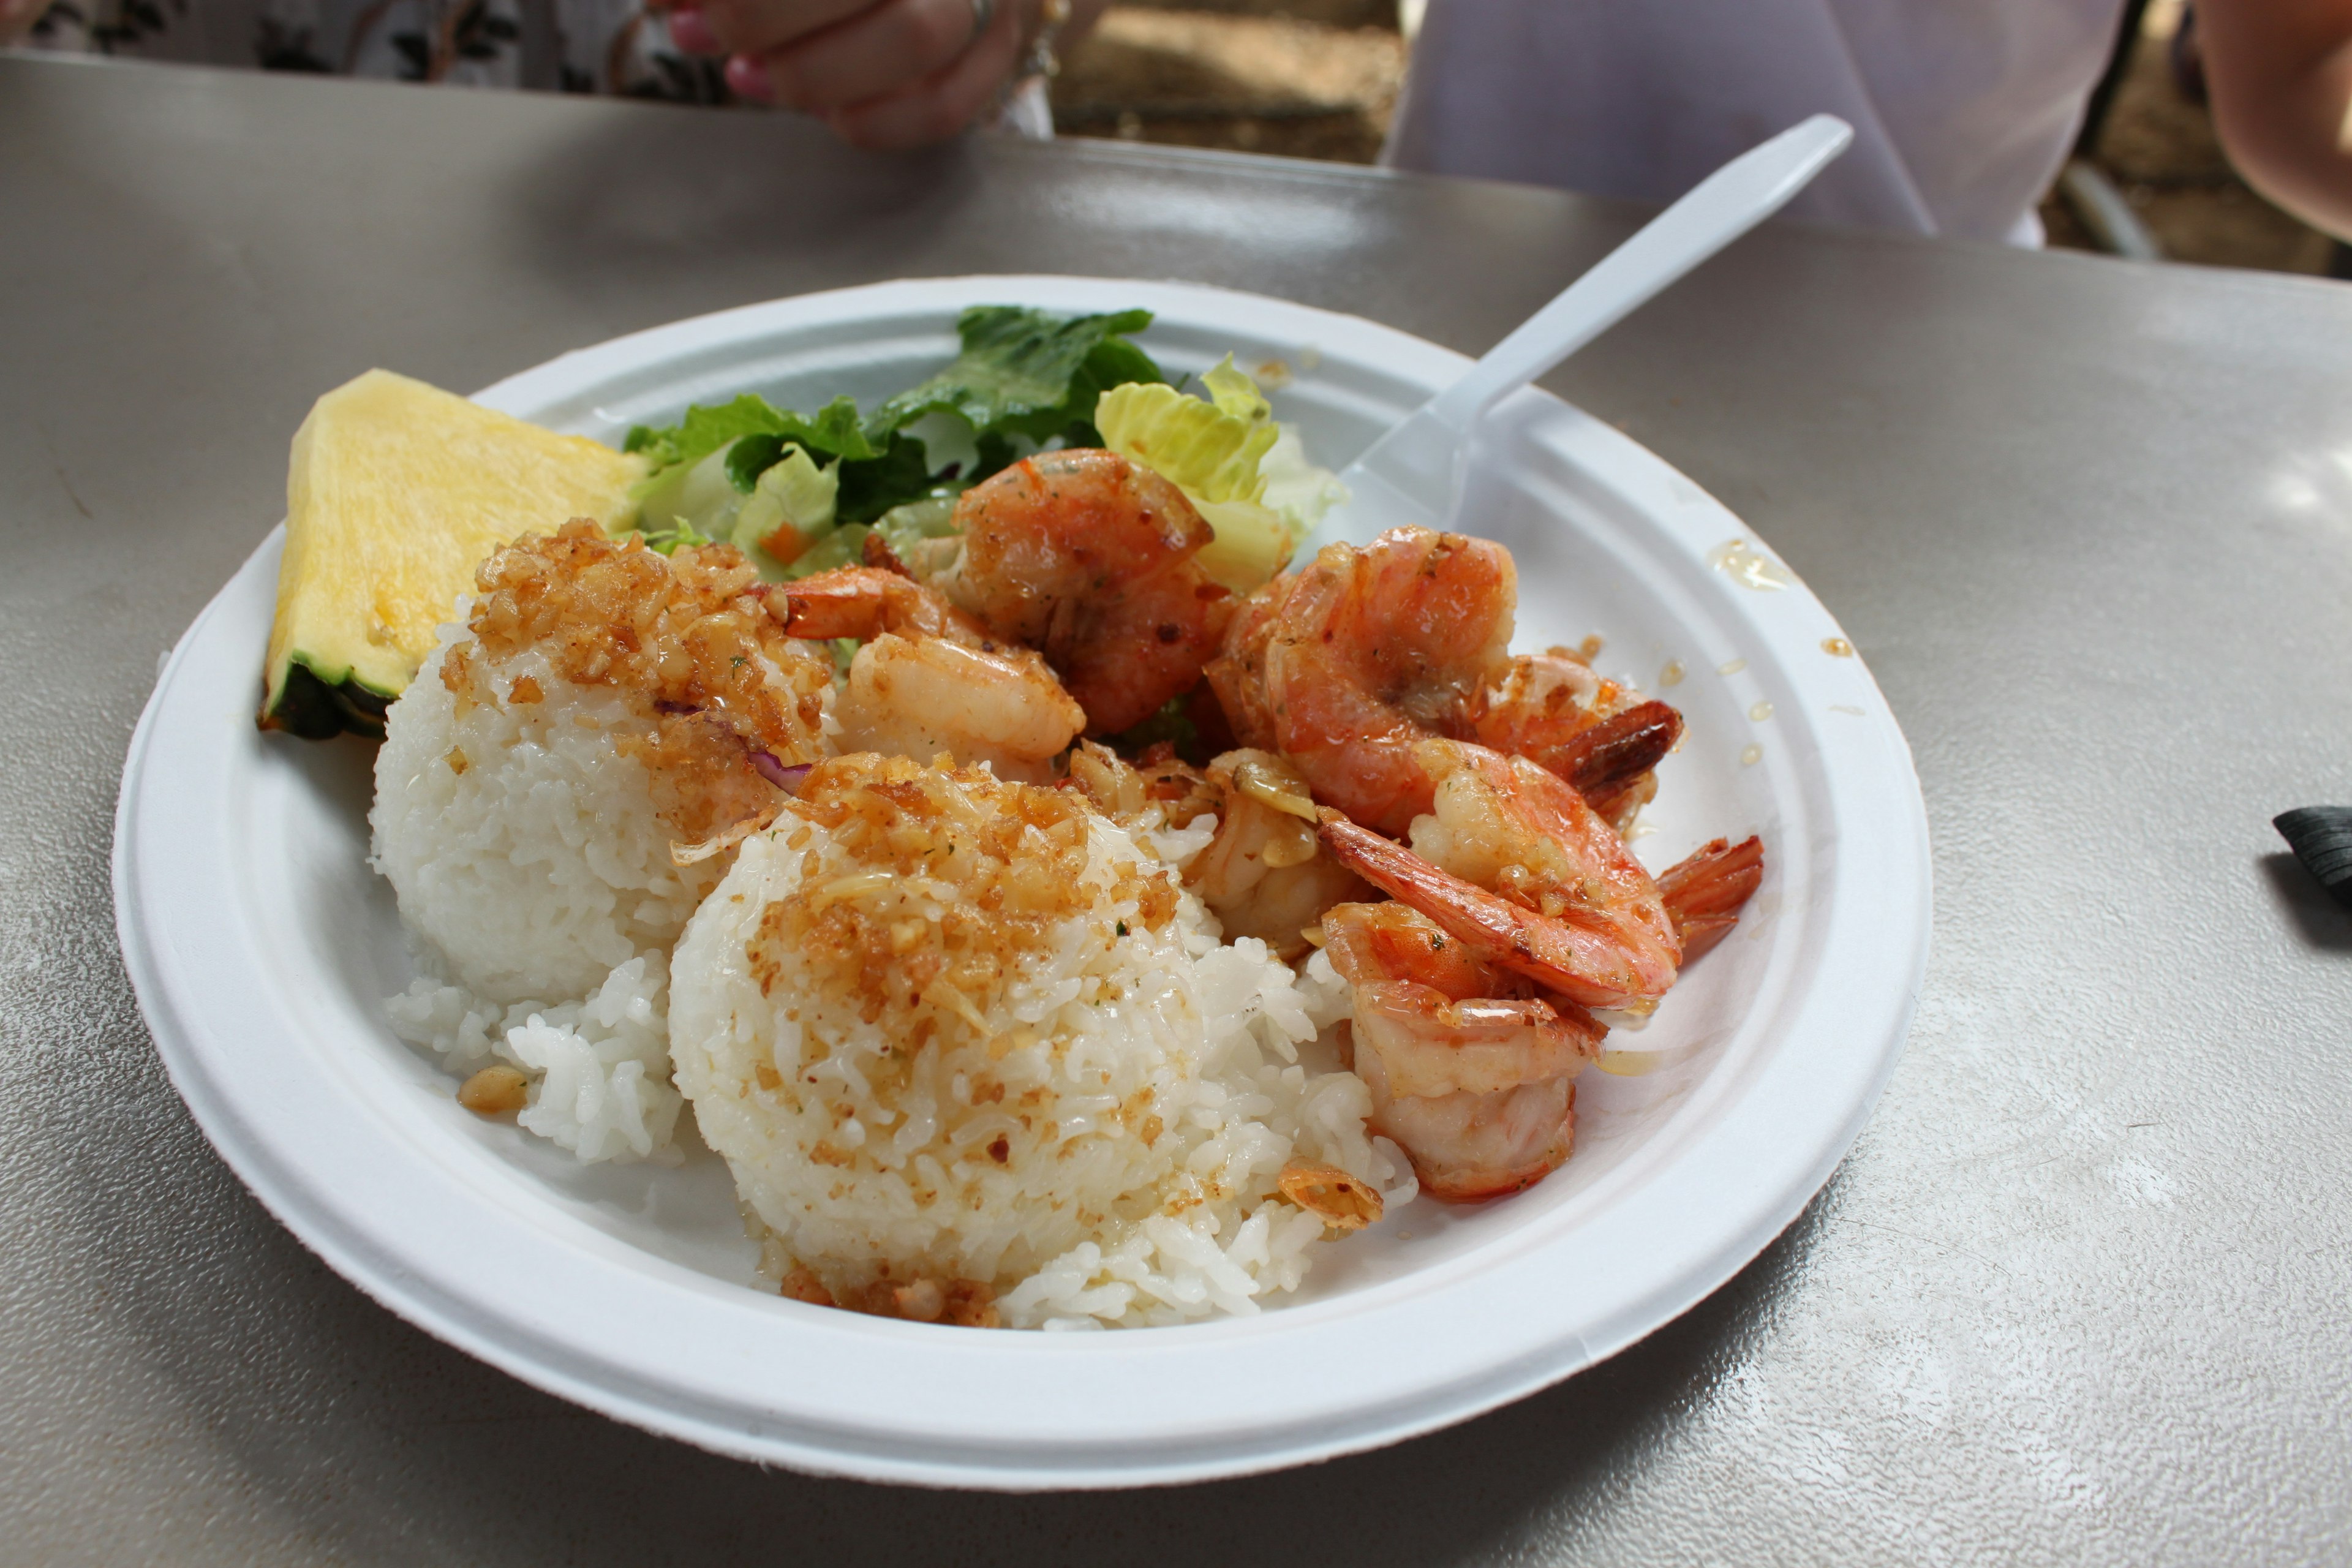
[6, 51, 2351, 1566]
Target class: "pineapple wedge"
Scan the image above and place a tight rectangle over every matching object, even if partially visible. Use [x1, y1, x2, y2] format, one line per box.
[260, 369, 644, 738]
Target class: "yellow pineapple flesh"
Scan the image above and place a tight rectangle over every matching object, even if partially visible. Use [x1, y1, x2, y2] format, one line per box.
[260, 369, 644, 737]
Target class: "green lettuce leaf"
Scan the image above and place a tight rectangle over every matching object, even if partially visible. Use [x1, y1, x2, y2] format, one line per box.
[835, 431, 938, 524]
[625, 393, 873, 477]
[867, 306, 1164, 459]
[731, 445, 841, 580]
[632, 447, 749, 545]
[1094, 356, 1279, 504]
[870, 494, 961, 562]
[638, 518, 711, 556]
[1095, 357, 1344, 592]
[779, 524, 870, 581]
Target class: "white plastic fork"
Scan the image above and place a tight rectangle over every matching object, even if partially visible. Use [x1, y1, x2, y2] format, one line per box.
[1321, 113, 1855, 546]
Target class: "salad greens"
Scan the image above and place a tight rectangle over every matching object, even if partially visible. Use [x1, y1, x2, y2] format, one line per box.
[622, 306, 1165, 579]
[1096, 356, 1348, 591]
[867, 306, 1160, 450]
[729, 445, 838, 565]
[1094, 357, 1278, 505]
[616, 305, 1343, 597]
[625, 393, 875, 475]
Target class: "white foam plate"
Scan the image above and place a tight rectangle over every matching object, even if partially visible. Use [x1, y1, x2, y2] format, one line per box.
[114, 276, 1929, 1490]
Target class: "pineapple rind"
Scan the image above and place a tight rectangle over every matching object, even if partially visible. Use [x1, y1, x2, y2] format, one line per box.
[260, 369, 644, 734]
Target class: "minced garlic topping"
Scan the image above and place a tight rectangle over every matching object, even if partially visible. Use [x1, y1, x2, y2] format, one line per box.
[443, 520, 832, 840]
[746, 755, 1180, 1059]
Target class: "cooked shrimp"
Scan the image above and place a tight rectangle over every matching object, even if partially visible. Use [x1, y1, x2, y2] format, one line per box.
[1358, 1066, 1577, 1204]
[1060, 742, 1367, 956]
[775, 564, 986, 645]
[1655, 834, 1765, 963]
[1207, 527, 1515, 835]
[1319, 740, 1682, 1009]
[778, 565, 1085, 784]
[1322, 900, 1605, 1200]
[1470, 650, 1683, 833]
[1063, 737, 1221, 828]
[1208, 528, 1690, 834]
[1186, 750, 1373, 958]
[946, 450, 1235, 736]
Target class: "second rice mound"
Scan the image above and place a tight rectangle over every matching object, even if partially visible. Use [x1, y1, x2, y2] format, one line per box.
[668, 753, 1407, 1330]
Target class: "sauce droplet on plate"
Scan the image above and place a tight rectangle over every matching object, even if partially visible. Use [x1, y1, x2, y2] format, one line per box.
[1707, 539, 1795, 590]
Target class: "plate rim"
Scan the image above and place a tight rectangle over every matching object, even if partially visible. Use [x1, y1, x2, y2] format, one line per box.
[115, 274, 1932, 1490]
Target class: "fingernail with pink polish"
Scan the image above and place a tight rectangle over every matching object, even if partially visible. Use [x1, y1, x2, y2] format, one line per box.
[725, 53, 774, 104]
[665, 7, 718, 53]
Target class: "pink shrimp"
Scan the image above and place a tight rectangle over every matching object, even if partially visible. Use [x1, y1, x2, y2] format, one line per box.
[1318, 739, 1683, 1009]
[775, 564, 1085, 784]
[1470, 650, 1684, 833]
[1321, 900, 1606, 1200]
[775, 563, 989, 646]
[1207, 526, 1516, 835]
[946, 450, 1235, 736]
[1185, 749, 1374, 958]
[1206, 527, 1684, 834]
[1656, 834, 1765, 963]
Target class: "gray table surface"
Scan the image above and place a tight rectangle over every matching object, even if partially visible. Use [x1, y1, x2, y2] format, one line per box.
[7, 50, 2351, 1566]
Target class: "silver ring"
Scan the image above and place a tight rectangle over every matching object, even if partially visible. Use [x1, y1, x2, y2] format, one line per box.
[965, 0, 993, 45]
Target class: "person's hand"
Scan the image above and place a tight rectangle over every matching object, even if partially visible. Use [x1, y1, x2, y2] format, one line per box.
[2200, 0, 2352, 240]
[657, 0, 1047, 150]
[1, 0, 52, 48]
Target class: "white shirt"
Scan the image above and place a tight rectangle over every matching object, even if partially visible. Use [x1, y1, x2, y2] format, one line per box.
[1385, 0, 2127, 244]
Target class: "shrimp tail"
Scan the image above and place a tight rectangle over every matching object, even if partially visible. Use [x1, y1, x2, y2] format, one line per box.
[1656, 835, 1765, 964]
[1554, 699, 1684, 800]
[861, 530, 913, 578]
[778, 567, 901, 640]
[1318, 812, 1674, 1008]
[778, 566, 981, 644]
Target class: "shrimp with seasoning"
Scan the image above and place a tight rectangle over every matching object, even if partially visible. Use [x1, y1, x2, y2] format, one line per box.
[776, 562, 1084, 785]
[1063, 742, 1371, 960]
[1207, 526, 1683, 834]
[1470, 649, 1683, 834]
[1185, 749, 1372, 959]
[1317, 820, 1762, 1200]
[1321, 900, 1606, 1200]
[1319, 739, 1684, 1010]
[943, 450, 1235, 736]
[1208, 526, 1513, 835]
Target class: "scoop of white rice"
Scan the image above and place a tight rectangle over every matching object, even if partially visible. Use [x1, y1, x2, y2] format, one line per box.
[668, 753, 1404, 1329]
[386, 949, 680, 1164]
[371, 632, 716, 1163]
[370, 527, 836, 1166]
[372, 632, 726, 1005]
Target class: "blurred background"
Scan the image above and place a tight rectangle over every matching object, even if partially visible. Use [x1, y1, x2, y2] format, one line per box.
[1050, 0, 2340, 277]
